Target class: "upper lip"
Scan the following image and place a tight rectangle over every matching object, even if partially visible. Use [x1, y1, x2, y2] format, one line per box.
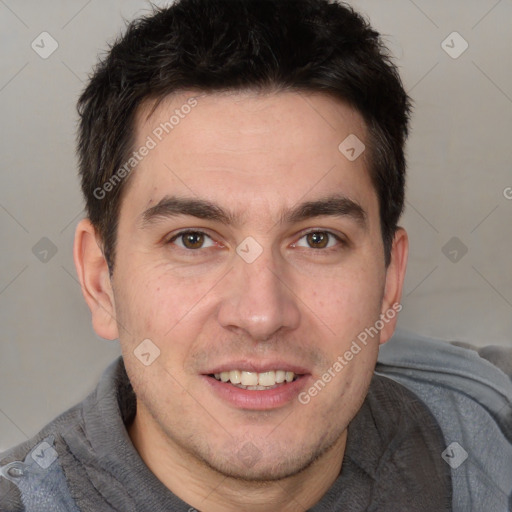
[203, 360, 310, 375]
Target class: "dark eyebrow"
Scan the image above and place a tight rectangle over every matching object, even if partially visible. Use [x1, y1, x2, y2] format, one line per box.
[139, 194, 367, 230]
[281, 195, 367, 229]
[140, 196, 241, 227]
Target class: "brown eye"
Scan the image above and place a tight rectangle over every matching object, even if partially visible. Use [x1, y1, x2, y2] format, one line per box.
[168, 231, 215, 250]
[181, 232, 205, 249]
[306, 232, 329, 249]
[293, 230, 344, 251]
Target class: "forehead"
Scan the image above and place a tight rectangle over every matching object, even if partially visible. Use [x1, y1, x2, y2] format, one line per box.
[122, 90, 377, 224]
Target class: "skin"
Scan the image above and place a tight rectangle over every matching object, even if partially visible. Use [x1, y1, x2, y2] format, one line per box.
[74, 91, 408, 512]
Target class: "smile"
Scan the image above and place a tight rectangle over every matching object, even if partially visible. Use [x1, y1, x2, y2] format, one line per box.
[211, 370, 298, 390]
[203, 367, 309, 410]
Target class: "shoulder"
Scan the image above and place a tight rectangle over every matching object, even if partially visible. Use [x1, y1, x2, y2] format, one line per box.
[359, 372, 452, 479]
[0, 399, 85, 512]
[334, 373, 452, 512]
[376, 329, 512, 512]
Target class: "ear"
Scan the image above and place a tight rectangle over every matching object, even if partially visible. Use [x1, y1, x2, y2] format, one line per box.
[73, 219, 119, 340]
[379, 227, 408, 345]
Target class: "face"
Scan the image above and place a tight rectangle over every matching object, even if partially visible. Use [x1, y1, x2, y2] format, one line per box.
[100, 91, 404, 481]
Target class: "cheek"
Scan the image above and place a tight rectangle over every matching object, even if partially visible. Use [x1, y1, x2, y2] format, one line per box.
[123, 349, 194, 429]
[113, 265, 222, 370]
[115, 265, 200, 333]
[299, 261, 385, 342]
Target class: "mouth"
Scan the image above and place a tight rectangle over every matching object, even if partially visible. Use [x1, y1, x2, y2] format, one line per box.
[208, 370, 301, 390]
[202, 365, 310, 410]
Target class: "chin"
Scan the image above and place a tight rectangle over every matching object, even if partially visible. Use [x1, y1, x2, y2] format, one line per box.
[205, 455, 313, 483]
[198, 434, 337, 483]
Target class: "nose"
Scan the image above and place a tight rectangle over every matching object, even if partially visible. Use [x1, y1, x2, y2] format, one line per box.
[217, 246, 301, 341]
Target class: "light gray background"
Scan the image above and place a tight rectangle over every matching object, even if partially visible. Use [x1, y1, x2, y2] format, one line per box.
[1, 0, 511, 451]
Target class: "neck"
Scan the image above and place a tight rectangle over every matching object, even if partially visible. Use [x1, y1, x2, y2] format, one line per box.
[127, 404, 346, 512]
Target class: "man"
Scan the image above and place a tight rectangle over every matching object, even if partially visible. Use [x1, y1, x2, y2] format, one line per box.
[0, 0, 454, 510]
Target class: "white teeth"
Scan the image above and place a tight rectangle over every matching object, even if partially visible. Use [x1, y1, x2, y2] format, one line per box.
[229, 370, 241, 384]
[275, 370, 286, 384]
[258, 371, 275, 387]
[213, 370, 297, 387]
[241, 371, 259, 386]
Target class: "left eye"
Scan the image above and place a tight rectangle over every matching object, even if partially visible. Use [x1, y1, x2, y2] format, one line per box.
[169, 231, 216, 250]
[294, 231, 342, 249]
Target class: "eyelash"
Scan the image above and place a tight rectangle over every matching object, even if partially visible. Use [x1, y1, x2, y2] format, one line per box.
[166, 229, 347, 254]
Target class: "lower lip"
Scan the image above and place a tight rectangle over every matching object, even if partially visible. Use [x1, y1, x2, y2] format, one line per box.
[202, 375, 310, 410]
